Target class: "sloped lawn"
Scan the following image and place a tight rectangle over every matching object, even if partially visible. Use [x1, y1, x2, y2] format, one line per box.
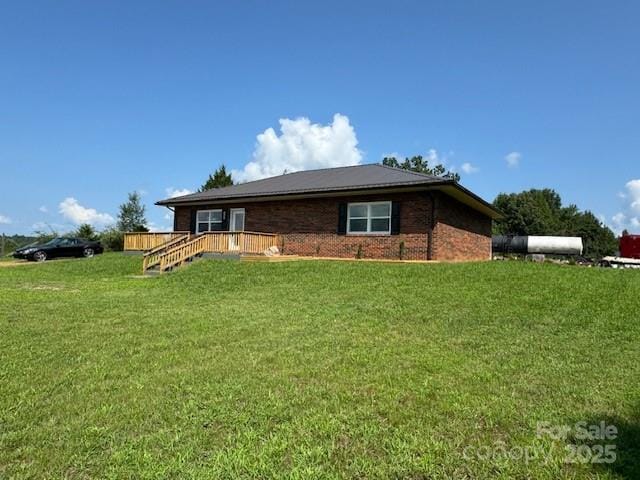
[0, 254, 639, 479]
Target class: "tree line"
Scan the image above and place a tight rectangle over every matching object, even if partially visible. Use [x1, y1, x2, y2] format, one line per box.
[492, 189, 617, 258]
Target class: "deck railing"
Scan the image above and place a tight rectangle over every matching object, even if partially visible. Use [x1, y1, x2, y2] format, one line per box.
[201, 231, 280, 254]
[142, 234, 190, 272]
[159, 235, 208, 272]
[135, 231, 282, 273]
[124, 232, 190, 251]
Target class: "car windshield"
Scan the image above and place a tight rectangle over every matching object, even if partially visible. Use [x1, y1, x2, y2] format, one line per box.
[42, 238, 64, 246]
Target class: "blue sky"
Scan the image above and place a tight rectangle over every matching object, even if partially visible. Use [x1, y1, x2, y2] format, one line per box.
[1, 1, 639, 235]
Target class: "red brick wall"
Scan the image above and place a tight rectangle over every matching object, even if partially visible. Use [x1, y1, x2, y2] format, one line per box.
[433, 194, 492, 261]
[173, 190, 492, 261]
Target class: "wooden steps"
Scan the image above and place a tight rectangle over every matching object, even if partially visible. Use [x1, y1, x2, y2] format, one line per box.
[132, 231, 282, 275]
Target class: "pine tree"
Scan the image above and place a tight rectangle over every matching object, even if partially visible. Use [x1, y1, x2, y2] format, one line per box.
[200, 165, 233, 191]
[382, 155, 460, 182]
[117, 192, 148, 232]
[75, 224, 98, 241]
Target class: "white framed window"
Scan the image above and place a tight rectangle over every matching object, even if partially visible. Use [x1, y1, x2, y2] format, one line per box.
[347, 201, 391, 234]
[196, 209, 223, 233]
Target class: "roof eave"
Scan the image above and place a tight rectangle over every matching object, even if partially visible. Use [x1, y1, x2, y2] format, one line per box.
[156, 180, 502, 219]
[435, 183, 503, 220]
[154, 179, 448, 206]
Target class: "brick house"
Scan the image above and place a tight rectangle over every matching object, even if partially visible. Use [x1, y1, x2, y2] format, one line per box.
[156, 164, 501, 261]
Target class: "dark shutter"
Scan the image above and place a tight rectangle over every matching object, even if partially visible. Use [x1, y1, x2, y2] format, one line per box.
[391, 202, 401, 235]
[221, 208, 229, 231]
[337, 203, 347, 235]
[189, 209, 197, 234]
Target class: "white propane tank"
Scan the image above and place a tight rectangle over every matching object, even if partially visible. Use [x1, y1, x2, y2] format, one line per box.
[527, 236, 583, 255]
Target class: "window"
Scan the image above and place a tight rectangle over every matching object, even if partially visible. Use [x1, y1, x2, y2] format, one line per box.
[347, 201, 391, 234]
[196, 209, 223, 233]
[58, 238, 78, 246]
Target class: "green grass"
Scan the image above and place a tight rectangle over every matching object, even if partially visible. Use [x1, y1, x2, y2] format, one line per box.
[1, 254, 639, 479]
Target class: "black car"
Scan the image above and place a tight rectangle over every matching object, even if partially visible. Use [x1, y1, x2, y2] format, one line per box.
[13, 237, 104, 262]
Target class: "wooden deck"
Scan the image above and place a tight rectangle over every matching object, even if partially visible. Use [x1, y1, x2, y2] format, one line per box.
[124, 231, 282, 274]
[123, 232, 190, 251]
[124, 231, 280, 254]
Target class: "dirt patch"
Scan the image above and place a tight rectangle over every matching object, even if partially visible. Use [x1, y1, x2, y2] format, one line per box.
[21, 285, 65, 291]
[17, 284, 80, 293]
[0, 261, 34, 268]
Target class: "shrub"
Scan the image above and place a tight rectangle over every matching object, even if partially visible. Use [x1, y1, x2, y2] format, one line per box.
[399, 241, 406, 260]
[100, 228, 124, 251]
[75, 224, 99, 241]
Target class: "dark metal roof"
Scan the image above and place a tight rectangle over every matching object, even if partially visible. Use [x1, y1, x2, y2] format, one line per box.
[156, 163, 501, 218]
[158, 164, 445, 204]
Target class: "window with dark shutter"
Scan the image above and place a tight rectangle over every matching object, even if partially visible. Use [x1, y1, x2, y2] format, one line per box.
[189, 209, 197, 234]
[337, 203, 347, 235]
[221, 208, 229, 231]
[345, 201, 392, 234]
[391, 202, 401, 235]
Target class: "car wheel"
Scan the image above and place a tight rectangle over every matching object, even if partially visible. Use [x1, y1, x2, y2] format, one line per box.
[33, 251, 47, 262]
[83, 247, 95, 258]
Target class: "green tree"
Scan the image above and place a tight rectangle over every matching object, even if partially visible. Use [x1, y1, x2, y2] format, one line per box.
[493, 188, 617, 258]
[200, 165, 233, 191]
[117, 192, 148, 232]
[571, 211, 618, 259]
[493, 189, 563, 236]
[74, 224, 98, 241]
[382, 155, 461, 182]
[100, 227, 124, 251]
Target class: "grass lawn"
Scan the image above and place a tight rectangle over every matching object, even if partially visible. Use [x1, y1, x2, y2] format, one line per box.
[1, 254, 639, 479]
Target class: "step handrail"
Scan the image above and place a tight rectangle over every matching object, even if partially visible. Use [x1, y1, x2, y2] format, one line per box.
[142, 234, 191, 273]
[143, 234, 190, 257]
[158, 235, 207, 272]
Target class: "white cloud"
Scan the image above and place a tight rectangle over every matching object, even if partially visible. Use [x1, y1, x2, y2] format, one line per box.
[147, 221, 171, 232]
[0, 214, 11, 224]
[612, 212, 627, 228]
[165, 187, 194, 198]
[461, 162, 479, 174]
[38, 205, 48, 213]
[609, 179, 640, 234]
[58, 198, 114, 226]
[425, 149, 451, 167]
[232, 113, 362, 182]
[625, 179, 640, 214]
[505, 151, 521, 168]
[164, 212, 172, 221]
